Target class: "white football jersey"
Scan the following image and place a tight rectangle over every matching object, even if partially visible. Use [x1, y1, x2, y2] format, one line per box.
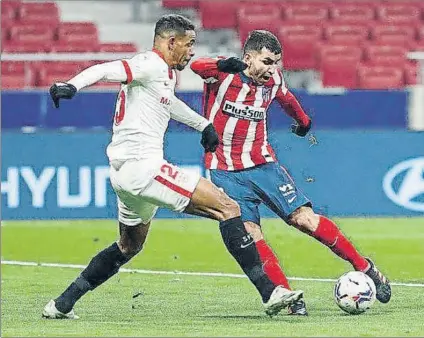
[106, 51, 178, 162]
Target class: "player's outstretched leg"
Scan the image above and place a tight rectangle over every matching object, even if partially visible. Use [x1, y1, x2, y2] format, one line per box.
[185, 178, 303, 316]
[245, 221, 308, 316]
[288, 206, 391, 303]
[42, 221, 150, 319]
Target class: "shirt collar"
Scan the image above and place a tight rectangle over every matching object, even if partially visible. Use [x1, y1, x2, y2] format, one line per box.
[239, 71, 252, 84]
[152, 48, 166, 62]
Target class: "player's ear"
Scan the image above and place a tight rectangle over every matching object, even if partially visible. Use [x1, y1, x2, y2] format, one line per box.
[168, 36, 176, 50]
[243, 53, 252, 67]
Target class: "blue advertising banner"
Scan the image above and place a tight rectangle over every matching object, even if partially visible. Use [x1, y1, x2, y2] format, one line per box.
[1, 90, 408, 130]
[2, 131, 423, 220]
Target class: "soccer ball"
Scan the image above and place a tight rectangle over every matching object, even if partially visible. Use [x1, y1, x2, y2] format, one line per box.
[334, 271, 376, 315]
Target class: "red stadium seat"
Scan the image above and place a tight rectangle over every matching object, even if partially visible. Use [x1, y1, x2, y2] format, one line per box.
[417, 26, 424, 41]
[2, 61, 25, 74]
[370, 25, 417, 47]
[357, 65, 404, 89]
[1, 4, 17, 27]
[330, 0, 376, 6]
[99, 43, 138, 53]
[1, 0, 20, 26]
[237, 10, 283, 43]
[283, 5, 328, 24]
[318, 45, 362, 88]
[1, 0, 21, 10]
[162, 0, 198, 8]
[17, 2, 59, 25]
[1, 61, 34, 88]
[404, 61, 419, 85]
[57, 22, 98, 44]
[237, 3, 282, 17]
[9, 25, 55, 44]
[279, 25, 323, 70]
[410, 40, 424, 51]
[364, 45, 408, 66]
[328, 5, 375, 24]
[199, 1, 242, 29]
[323, 24, 369, 46]
[1, 74, 28, 89]
[2, 28, 10, 45]
[2, 41, 50, 53]
[376, 4, 421, 25]
[36, 61, 91, 87]
[285, 0, 330, 7]
[50, 42, 100, 53]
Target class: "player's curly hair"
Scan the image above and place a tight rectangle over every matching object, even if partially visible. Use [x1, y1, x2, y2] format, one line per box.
[243, 30, 282, 55]
[155, 14, 195, 37]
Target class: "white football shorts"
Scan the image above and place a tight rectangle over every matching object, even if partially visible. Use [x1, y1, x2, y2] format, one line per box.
[109, 159, 201, 226]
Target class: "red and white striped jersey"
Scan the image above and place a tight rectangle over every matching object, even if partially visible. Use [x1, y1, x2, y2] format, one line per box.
[191, 58, 310, 171]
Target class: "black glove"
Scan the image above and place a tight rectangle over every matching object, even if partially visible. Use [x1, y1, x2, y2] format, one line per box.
[217, 57, 247, 74]
[291, 119, 312, 137]
[201, 124, 219, 152]
[49, 82, 77, 108]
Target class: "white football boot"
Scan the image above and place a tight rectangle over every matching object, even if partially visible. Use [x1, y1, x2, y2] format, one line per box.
[263, 286, 304, 317]
[42, 300, 80, 319]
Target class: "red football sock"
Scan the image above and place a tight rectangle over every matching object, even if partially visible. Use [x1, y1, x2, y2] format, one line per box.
[255, 239, 291, 290]
[309, 216, 369, 272]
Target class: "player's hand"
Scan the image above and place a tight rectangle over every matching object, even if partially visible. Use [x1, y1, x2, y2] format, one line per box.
[49, 82, 77, 108]
[201, 124, 219, 152]
[217, 57, 247, 74]
[291, 119, 312, 137]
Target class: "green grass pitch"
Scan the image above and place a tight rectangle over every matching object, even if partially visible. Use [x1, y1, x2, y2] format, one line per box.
[1, 218, 424, 336]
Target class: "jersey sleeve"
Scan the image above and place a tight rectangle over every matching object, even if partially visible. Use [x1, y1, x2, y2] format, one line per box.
[68, 60, 128, 90]
[190, 57, 225, 83]
[274, 70, 310, 127]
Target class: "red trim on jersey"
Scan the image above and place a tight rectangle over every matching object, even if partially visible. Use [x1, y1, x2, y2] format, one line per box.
[154, 175, 192, 198]
[212, 74, 244, 170]
[231, 119, 251, 169]
[152, 48, 166, 61]
[229, 85, 257, 169]
[267, 145, 277, 162]
[121, 60, 133, 84]
[250, 120, 267, 164]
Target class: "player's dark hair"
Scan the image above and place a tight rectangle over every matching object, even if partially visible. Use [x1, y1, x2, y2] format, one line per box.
[154, 14, 195, 37]
[243, 30, 282, 55]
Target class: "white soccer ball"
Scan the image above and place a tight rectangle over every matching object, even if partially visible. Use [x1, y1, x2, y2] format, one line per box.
[334, 271, 377, 315]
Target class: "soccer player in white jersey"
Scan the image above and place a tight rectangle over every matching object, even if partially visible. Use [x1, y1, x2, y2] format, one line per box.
[42, 15, 303, 319]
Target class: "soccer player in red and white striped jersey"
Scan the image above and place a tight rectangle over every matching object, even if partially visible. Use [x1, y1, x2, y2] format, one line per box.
[191, 30, 391, 315]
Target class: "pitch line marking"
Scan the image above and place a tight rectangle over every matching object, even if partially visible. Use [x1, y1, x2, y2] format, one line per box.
[2, 260, 423, 288]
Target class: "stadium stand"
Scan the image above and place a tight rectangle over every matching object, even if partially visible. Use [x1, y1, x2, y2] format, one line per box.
[1, 0, 424, 89]
[1, 0, 137, 88]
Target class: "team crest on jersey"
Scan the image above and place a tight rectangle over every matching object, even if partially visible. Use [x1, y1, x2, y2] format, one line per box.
[262, 87, 272, 102]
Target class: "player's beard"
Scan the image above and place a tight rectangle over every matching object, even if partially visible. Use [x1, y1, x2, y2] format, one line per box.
[176, 64, 186, 71]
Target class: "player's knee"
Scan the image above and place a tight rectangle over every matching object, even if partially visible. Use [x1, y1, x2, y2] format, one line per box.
[119, 242, 143, 258]
[244, 222, 263, 242]
[288, 206, 320, 232]
[218, 192, 241, 221]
